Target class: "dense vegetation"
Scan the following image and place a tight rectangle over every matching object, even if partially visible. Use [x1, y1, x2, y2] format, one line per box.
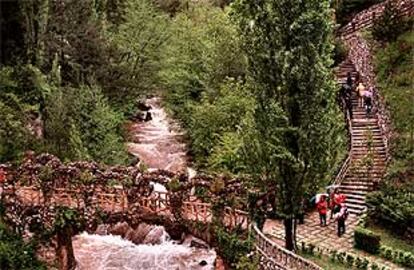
[366, 8, 413, 245]
[0, 221, 45, 270]
[4, 0, 409, 267]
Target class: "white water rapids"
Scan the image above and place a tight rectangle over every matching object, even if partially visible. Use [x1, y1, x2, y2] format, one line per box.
[73, 97, 216, 269]
[73, 233, 216, 270]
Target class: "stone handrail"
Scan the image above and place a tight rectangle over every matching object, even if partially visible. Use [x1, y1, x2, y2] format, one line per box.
[251, 223, 323, 270]
[4, 185, 324, 269]
[334, 155, 351, 187]
[338, 0, 414, 163]
[339, 0, 414, 38]
[342, 32, 392, 161]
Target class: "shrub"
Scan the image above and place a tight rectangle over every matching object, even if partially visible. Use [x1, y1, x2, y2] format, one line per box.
[346, 254, 355, 268]
[380, 245, 414, 268]
[333, 38, 348, 66]
[380, 246, 393, 260]
[370, 263, 380, 270]
[354, 227, 381, 254]
[372, 2, 412, 42]
[337, 251, 346, 264]
[355, 257, 369, 270]
[0, 223, 45, 270]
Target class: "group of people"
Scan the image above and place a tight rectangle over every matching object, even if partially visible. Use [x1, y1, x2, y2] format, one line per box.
[341, 72, 373, 119]
[316, 188, 348, 237]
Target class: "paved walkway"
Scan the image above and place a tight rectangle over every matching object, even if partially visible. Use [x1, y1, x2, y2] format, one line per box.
[264, 211, 358, 252]
[264, 212, 404, 269]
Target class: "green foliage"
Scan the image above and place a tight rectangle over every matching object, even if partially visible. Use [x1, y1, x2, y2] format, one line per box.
[108, 0, 169, 106]
[354, 227, 381, 254]
[43, 84, 128, 164]
[189, 79, 254, 171]
[372, 2, 413, 42]
[214, 226, 252, 266]
[160, 4, 246, 125]
[234, 253, 260, 270]
[375, 30, 414, 159]
[355, 257, 369, 270]
[333, 38, 348, 66]
[369, 29, 414, 235]
[233, 0, 346, 250]
[0, 223, 45, 270]
[366, 183, 414, 235]
[380, 245, 414, 268]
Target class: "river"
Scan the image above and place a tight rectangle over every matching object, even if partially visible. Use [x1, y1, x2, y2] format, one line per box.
[73, 97, 216, 270]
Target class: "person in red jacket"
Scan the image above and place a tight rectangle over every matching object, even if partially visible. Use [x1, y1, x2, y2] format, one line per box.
[317, 195, 328, 226]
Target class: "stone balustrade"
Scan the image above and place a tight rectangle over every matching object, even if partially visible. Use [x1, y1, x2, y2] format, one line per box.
[339, 0, 414, 38]
[339, 0, 414, 162]
[251, 224, 323, 270]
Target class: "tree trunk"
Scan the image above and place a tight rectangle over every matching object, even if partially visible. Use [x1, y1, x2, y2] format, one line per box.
[56, 226, 76, 270]
[284, 218, 294, 251]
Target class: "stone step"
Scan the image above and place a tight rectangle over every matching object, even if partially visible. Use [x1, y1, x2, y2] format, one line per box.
[344, 193, 366, 202]
[347, 170, 385, 175]
[344, 176, 381, 181]
[347, 204, 366, 215]
[340, 185, 373, 192]
[345, 197, 366, 206]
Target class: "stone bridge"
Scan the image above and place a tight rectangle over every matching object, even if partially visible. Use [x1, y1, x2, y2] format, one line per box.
[0, 153, 323, 270]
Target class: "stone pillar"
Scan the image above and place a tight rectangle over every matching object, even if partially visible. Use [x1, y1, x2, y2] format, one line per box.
[56, 226, 76, 270]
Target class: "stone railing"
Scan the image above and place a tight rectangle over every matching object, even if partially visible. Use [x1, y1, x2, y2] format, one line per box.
[342, 33, 392, 161]
[338, 0, 414, 163]
[339, 0, 414, 38]
[334, 155, 351, 187]
[251, 223, 323, 270]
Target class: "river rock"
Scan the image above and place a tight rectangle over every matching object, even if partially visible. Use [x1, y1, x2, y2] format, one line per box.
[190, 238, 209, 249]
[142, 226, 168, 245]
[95, 224, 109, 235]
[109, 222, 129, 237]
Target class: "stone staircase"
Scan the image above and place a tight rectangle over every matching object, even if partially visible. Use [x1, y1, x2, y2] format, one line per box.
[335, 60, 387, 215]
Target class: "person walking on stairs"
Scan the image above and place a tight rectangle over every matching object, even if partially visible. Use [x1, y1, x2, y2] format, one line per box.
[344, 83, 353, 119]
[335, 203, 348, 237]
[356, 82, 366, 108]
[363, 87, 373, 118]
[317, 195, 328, 226]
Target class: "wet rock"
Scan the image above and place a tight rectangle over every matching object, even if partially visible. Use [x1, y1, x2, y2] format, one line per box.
[95, 224, 109, 235]
[190, 238, 209, 249]
[109, 222, 129, 237]
[126, 223, 153, 244]
[142, 226, 168, 245]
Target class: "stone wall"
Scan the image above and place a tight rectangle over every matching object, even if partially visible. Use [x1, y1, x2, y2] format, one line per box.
[340, 0, 414, 162]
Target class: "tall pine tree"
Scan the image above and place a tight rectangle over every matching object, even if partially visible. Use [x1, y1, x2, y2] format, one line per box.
[233, 0, 345, 250]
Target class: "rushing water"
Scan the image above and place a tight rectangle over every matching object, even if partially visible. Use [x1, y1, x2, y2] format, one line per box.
[73, 233, 216, 270]
[73, 97, 216, 270]
[127, 97, 188, 173]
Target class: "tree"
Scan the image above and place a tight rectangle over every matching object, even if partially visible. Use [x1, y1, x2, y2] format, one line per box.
[233, 0, 345, 250]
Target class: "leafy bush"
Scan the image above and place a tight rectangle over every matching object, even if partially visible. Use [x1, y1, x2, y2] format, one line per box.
[0, 223, 45, 270]
[333, 38, 348, 66]
[355, 257, 369, 269]
[354, 227, 381, 254]
[372, 2, 413, 42]
[214, 226, 252, 266]
[370, 29, 414, 234]
[161, 4, 245, 117]
[380, 245, 414, 268]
